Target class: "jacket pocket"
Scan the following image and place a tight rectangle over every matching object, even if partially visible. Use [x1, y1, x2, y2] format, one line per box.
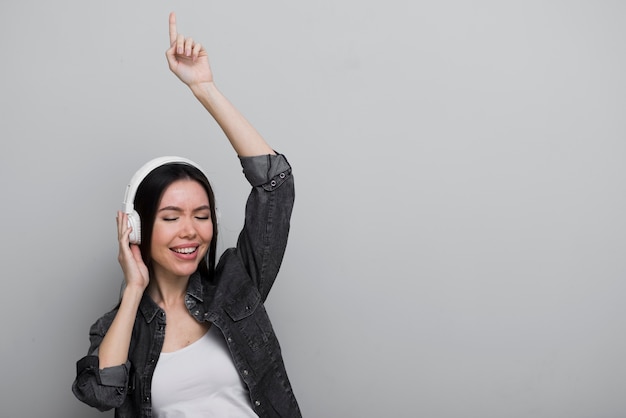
[224, 285, 261, 321]
[224, 286, 274, 352]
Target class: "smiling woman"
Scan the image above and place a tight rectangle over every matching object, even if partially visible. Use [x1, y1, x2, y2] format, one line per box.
[132, 163, 218, 282]
[71, 11, 302, 418]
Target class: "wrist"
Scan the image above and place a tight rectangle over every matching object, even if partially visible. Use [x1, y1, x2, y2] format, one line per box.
[122, 284, 145, 303]
[190, 81, 218, 100]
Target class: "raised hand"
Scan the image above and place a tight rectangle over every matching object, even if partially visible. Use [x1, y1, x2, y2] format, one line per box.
[164, 12, 274, 156]
[165, 12, 214, 88]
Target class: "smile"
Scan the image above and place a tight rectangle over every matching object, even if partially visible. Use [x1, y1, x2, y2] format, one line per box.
[172, 247, 198, 254]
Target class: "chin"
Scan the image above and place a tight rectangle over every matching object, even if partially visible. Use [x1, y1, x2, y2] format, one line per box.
[154, 261, 201, 280]
[175, 264, 201, 277]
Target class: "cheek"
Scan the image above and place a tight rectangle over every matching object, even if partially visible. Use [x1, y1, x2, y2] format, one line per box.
[150, 223, 173, 245]
[202, 223, 214, 242]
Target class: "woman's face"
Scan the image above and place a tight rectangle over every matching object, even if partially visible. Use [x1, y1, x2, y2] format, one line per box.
[150, 179, 213, 281]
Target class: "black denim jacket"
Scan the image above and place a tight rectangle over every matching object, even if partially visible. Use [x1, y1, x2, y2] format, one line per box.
[72, 153, 302, 418]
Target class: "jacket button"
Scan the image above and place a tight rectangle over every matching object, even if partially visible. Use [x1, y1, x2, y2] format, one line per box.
[243, 369, 249, 376]
[270, 180, 277, 187]
[279, 172, 286, 179]
[227, 337, 232, 343]
[255, 400, 261, 406]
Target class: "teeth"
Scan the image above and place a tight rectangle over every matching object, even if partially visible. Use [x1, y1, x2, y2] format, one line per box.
[173, 247, 197, 254]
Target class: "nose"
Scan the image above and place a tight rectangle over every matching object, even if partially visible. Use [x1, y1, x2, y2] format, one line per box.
[179, 216, 197, 238]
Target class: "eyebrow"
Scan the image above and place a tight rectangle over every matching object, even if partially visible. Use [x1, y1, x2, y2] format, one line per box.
[158, 205, 211, 213]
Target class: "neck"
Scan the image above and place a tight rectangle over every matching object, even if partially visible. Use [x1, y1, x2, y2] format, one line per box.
[147, 274, 190, 309]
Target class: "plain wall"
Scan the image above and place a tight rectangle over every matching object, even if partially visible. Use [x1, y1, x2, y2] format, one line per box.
[1, 1, 625, 417]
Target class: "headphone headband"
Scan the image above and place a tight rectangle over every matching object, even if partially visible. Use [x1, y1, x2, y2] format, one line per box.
[122, 156, 204, 214]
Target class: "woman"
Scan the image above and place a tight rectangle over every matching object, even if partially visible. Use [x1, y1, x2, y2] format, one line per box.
[72, 12, 302, 418]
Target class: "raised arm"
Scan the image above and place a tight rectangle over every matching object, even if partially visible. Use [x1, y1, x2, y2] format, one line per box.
[165, 12, 275, 157]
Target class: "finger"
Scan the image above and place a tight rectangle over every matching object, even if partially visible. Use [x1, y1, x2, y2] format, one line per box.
[192, 42, 202, 61]
[184, 37, 194, 56]
[117, 211, 132, 242]
[176, 33, 185, 55]
[117, 211, 127, 233]
[169, 12, 177, 46]
[116, 211, 125, 236]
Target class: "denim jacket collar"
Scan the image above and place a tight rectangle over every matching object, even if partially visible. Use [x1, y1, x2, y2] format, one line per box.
[186, 272, 204, 303]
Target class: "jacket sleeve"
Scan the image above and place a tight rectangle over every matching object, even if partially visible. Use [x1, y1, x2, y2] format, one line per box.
[234, 152, 295, 301]
[72, 312, 131, 411]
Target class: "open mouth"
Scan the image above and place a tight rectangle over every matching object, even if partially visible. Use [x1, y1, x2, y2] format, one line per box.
[171, 247, 198, 255]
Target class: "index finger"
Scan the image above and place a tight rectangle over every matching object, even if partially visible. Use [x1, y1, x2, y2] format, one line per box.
[169, 12, 177, 46]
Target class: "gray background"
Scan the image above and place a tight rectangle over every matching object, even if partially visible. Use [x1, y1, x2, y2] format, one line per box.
[1, 1, 625, 417]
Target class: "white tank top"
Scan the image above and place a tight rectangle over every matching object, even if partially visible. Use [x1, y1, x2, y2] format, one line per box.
[151, 325, 257, 417]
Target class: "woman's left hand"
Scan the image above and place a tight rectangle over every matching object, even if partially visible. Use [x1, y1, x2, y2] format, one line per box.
[165, 12, 214, 88]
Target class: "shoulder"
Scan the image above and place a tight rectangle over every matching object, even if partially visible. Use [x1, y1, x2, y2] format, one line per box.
[214, 249, 247, 285]
[212, 249, 255, 293]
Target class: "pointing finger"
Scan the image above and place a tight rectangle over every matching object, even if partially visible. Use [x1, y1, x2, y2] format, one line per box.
[169, 12, 177, 46]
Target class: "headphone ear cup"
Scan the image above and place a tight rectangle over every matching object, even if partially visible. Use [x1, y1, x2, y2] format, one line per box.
[127, 210, 142, 244]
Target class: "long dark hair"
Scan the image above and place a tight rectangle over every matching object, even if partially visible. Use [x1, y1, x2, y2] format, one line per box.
[133, 163, 218, 281]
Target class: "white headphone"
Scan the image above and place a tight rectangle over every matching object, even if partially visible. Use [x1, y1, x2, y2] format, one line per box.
[122, 156, 205, 244]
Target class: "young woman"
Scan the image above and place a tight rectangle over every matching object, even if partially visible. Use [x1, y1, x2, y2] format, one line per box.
[72, 12, 302, 418]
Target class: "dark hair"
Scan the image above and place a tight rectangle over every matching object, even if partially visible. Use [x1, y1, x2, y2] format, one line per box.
[133, 163, 218, 281]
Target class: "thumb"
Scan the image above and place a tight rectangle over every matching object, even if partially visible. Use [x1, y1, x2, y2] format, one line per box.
[165, 45, 178, 69]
